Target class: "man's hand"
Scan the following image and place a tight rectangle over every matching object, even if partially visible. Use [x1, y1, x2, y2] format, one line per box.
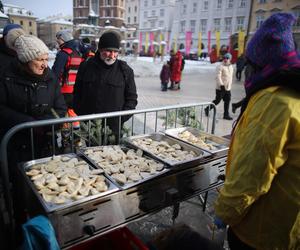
[220, 85, 226, 93]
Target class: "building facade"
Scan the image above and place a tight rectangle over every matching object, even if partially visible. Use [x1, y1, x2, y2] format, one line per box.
[73, 0, 125, 27]
[248, 0, 300, 48]
[4, 4, 37, 36]
[170, 0, 251, 54]
[37, 16, 73, 49]
[124, 0, 139, 52]
[139, 0, 176, 55]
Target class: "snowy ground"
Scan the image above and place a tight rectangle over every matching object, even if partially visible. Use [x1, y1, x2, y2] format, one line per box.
[48, 53, 219, 78]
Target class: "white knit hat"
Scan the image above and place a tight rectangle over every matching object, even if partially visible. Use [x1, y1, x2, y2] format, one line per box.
[14, 35, 49, 63]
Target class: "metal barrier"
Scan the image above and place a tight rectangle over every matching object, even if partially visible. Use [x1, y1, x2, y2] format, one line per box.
[0, 102, 216, 245]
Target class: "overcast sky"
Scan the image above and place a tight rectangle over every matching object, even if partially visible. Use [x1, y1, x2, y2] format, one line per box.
[4, 0, 73, 18]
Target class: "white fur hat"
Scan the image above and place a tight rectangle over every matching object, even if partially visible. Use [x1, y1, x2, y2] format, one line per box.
[13, 35, 49, 63]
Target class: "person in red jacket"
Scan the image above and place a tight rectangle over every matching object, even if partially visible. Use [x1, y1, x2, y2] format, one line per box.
[52, 30, 83, 129]
[169, 50, 182, 90]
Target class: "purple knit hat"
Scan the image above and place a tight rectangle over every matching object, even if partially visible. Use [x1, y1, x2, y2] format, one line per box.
[246, 13, 296, 67]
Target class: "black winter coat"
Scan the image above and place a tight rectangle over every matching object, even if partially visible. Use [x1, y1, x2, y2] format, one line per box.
[0, 61, 67, 138]
[73, 53, 138, 133]
[0, 38, 18, 73]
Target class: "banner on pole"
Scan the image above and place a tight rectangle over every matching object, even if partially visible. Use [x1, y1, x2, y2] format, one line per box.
[150, 32, 154, 54]
[145, 32, 149, 54]
[185, 31, 192, 56]
[238, 30, 245, 56]
[207, 30, 211, 54]
[197, 32, 202, 57]
[215, 31, 220, 57]
[139, 32, 143, 52]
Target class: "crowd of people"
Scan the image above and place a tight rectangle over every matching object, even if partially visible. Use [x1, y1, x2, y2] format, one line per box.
[0, 11, 299, 250]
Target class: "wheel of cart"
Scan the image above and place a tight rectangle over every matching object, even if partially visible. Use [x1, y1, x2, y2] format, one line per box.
[0, 102, 226, 249]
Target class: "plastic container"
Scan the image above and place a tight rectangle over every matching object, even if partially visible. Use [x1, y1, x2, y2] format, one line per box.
[70, 227, 149, 250]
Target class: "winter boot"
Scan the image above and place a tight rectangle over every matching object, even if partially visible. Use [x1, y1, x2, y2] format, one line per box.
[223, 114, 233, 120]
[168, 82, 175, 90]
[232, 103, 237, 114]
[161, 83, 167, 91]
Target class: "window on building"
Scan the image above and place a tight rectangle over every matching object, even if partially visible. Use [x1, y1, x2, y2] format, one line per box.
[20, 20, 23, 25]
[106, 9, 110, 16]
[29, 21, 32, 27]
[160, 9, 164, 17]
[133, 31, 136, 37]
[236, 16, 245, 30]
[159, 20, 164, 27]
[192, 2, 197, 13]
[182, 4, 187, 14]
[144, 11, 148, 18]
[240, 0, 246, 7]
[224, 17, 232, 32]
[152, 0, 156, 6]
[128, 7, 131, 13]
[190, 20, 196, 33]
[200, 19, 207, 33]
[227, 0, 234, 8]
[256, 14, 264, 29]
[134, 16, 137, 22]
[128, 34, 131, 38]
[217, 0, 222, 9]
[258, 0, 266, 3]
[145, 0, 148, 7]
[214, 18, 221, 31]
[135, 6, 137, 12]
[150, 20, 155, 28]
[203, 1, 208, 10]
[143, 22, 147, 28]
[105, 0, 111, 5]
[151, 10, 156, 16]
[128, 17, 130, 23]
[180, 20, 186, 33]
[91, 0, 99, 15]
[29, 31, 32, 35]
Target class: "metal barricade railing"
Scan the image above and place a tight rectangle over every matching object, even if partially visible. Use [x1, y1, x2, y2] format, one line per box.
[0, 102, 216, 243]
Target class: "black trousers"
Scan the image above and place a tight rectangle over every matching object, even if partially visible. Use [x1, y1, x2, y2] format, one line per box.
[227, 227, 255, 250]
[211, 89, 231, 116]
[236, 70, 242, 81]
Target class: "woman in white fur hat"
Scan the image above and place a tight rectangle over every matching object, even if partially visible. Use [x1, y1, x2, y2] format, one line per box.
[0, 32, 67, 158]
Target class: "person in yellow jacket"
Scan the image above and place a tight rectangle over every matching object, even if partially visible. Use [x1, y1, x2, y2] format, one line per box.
[214, 13, 300, 250]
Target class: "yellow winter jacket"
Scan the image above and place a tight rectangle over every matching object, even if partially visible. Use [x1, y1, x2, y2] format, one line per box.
[215, 86, 300, 250]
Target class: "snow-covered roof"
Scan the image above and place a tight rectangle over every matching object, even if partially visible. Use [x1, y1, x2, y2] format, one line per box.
[4, 4, 37, 18]
[0, 12, 8, 18]
[51, 19, 73, 25]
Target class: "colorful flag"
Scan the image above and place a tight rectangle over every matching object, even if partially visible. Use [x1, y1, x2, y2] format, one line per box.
[150, 32, 154, 54]
[139, 32, 143, 52]
[207, 31, 211, 54]
[145, 32, 149, 54]
[197, 32, 202, 57]
[215, 31, 220, 57]
[238, 30, 245, 56]
[174, 35, 177, 52]
[185, 31, 192, 56]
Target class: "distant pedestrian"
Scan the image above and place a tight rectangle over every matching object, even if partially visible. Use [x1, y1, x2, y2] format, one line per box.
[205, 52, 234, 120]
[235, 54, 246, 81]
[160, 61, 171, 91]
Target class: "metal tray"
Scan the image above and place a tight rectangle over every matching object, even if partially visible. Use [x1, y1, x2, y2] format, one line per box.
[164, 127, 230, 154]
[78, 146, 169, 190]
[122, 133, 212, 168]
[20, 154, 119, 213]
